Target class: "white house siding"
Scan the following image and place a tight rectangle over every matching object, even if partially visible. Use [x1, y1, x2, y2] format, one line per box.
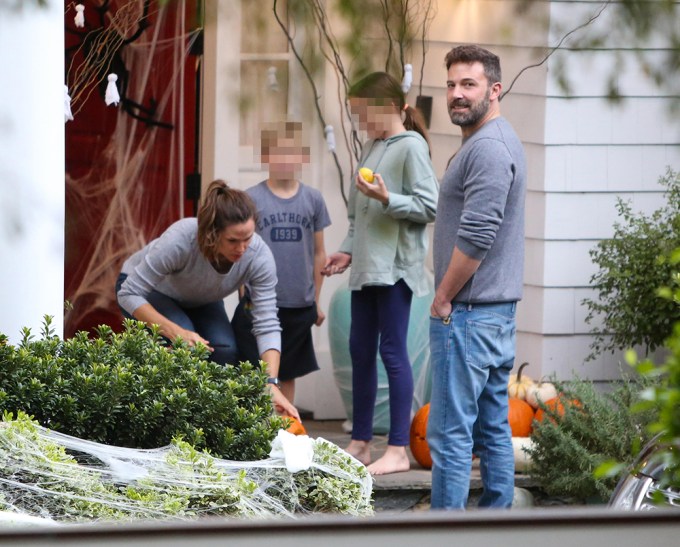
[525, 1, 680, 382]
[412, 0, 679, 385]
[202, 0, 679, 418]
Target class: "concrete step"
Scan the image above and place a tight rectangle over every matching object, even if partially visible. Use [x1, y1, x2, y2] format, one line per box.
[301, 419, 545, 511]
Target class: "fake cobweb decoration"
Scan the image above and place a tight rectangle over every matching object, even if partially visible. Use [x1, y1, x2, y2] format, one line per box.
[65, 1, 194, 335]
[0, 414, 373, 524]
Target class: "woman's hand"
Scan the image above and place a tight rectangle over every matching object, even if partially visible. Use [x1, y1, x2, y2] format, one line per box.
[172, 326, 213, 351]
[321, 252, 351, 276]
[270, 387, 301, 420]
[356, 171, 389, 205]
[133, 303, 213, 352]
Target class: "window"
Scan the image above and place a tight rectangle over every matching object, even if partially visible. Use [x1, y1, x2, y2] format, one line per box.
[239, 1, 290, 170]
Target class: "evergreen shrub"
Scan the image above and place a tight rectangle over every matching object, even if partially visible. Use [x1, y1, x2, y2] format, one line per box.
[0, 317, 284, 460]
[527, 375, 659, 503]
[625, 255, 680, 493]
[583, 168, 680, 358]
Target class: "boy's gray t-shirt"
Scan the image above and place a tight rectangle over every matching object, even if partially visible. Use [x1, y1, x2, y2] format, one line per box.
[247, 181, 331, 307]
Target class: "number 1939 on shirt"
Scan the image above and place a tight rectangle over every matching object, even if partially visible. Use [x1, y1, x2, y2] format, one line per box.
[271, 227, 302, 242]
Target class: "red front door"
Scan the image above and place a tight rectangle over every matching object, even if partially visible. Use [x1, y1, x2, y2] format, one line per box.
[64, 0, 203, 337]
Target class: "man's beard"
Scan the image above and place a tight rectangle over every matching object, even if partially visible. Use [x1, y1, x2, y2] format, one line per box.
[448, 88, 491, 127]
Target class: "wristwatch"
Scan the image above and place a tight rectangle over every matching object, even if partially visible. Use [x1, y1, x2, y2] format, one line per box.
[267, 377, 280, 388]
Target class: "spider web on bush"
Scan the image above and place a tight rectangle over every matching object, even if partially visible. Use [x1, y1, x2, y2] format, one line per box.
[0, 414, 373, 524]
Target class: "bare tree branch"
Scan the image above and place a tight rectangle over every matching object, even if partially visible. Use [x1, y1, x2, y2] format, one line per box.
[501, 0, 611, 101]
[272, 0, 348, 205]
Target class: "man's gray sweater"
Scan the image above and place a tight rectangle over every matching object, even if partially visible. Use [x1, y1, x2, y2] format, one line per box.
[433, 117, 527, 303]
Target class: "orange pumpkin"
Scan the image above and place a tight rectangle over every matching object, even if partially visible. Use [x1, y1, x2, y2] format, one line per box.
[409, 399, 535, 467]
[283, 416, 307, 436]
[409, 404, 480, 469]
[508, 397, 535, 437]
[409, 403, 432, 469]
[534, 396, 580, 424]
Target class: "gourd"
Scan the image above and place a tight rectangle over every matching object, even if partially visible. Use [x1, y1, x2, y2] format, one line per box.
[358, 167, 375, 183]
[284, 416, 307, 436]
[409, 403, 432, 469]
[512, 487, 535, 508]
[507, 362, 535, 400]
[525, 378, 558, 409]
[508, 397, 535, 437]
[512, 436, 535, 473]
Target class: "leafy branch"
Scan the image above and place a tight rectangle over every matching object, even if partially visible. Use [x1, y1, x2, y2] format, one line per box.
[583, 168, 680, 359]
[273, 0, 351, 205]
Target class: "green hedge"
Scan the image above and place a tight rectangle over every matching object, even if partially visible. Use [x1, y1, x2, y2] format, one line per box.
[0, 317, 283, 460]
[584, 168, 680, 358]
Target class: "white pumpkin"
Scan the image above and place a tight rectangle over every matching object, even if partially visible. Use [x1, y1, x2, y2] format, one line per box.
[507, 362, 535, 400]
[525, 379, 558, 409]
[512, 487, 535, 508]
[512, 436, 534, 473]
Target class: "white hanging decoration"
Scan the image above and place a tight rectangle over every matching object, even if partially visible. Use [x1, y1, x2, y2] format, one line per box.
[64, 85, 74, 123]
[74, 4, 85, 28]
[401, 63, 413, 93]
[267, 66, 279, 92]
[324, 125, 336, 152]
[105, 74, 120, 106]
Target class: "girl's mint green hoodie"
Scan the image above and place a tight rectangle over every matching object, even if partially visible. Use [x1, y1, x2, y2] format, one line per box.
[339, 131, 439, 297]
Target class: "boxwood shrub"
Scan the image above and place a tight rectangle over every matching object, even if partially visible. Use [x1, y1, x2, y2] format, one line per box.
[0, 317, 284, 461]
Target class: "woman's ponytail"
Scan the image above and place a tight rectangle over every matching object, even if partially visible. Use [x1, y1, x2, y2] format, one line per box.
[197, 179, 257, 262]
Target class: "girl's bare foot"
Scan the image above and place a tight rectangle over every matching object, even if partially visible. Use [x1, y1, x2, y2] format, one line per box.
[366, 445, 410, 476]
[345, 440, 371, 466]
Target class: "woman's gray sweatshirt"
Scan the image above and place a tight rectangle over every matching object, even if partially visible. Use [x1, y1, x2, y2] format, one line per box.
[118, 218, 281, 355]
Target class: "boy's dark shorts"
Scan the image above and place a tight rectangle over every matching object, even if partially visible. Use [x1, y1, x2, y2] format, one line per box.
[232, 300, 320, 381]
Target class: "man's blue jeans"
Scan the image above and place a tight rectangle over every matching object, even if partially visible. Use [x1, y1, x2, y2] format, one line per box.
[427, 302, 517, 510]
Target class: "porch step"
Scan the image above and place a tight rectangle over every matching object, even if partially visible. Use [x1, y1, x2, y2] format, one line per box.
[303, 419, 543, 511]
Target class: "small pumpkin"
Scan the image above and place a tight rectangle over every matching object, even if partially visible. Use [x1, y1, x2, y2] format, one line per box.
[534, 395, 581, 424]
[512, 487, 535, 508]
[525, 378, 558, 409]
[512, 436, 534, 473]
[409, 401, 533, 467]
[283, 416, 307, 436]
[508, 397, 535, 437]
[409, 403, 432, 469]
[507, 362, 535, 400]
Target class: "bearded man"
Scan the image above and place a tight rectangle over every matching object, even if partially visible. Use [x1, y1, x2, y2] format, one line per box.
[428, 44, 527, 510]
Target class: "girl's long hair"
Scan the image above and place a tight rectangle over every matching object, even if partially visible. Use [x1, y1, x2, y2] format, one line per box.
[348, 71, 431, 152]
